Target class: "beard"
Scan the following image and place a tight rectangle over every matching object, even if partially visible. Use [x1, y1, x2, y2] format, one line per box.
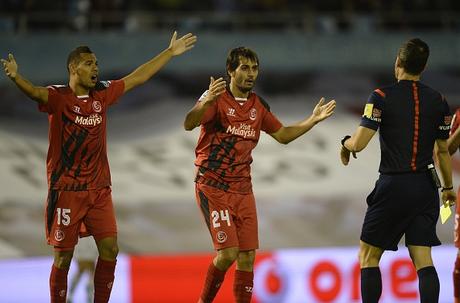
[237, 82, 254, 93]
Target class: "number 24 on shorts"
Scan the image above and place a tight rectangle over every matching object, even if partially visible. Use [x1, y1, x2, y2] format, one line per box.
[211, 210, 231, 228]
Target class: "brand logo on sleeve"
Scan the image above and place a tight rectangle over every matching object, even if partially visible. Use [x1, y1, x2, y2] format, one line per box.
[363, 103, 381, 122]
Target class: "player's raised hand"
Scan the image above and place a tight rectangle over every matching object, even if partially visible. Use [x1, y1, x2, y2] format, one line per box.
[312, 97, 336, 123]
[1, 53, 18, 79]
[168, 31, 197, 56]
[202, 76, 226, 104]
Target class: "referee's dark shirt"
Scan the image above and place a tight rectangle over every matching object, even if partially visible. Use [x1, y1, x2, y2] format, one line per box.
[360, 80, 452, 174]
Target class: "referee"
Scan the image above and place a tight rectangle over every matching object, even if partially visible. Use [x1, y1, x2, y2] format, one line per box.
[340, 38, 456, 303]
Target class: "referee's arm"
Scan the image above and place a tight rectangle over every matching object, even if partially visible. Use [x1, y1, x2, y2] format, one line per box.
[340, 126, 376, 165]
[344, 126, 376, 152]
[435, 139, 454, 189]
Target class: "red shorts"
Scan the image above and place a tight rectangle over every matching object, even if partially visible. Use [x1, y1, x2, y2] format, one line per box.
[44, 187, 117, 251]
[195, 182, 258, 251]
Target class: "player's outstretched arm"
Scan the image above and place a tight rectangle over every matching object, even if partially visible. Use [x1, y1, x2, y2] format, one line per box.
[435, 139, 456, 205]
[270, 97, 336, 144]
[184, 77, 226, 131]
[340, 126, 375, 165]
[1, 54, 48, 104]
[122, 31, 197, 93]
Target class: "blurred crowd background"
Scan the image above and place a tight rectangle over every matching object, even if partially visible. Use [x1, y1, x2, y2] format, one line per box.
[1, 0, 460, 32]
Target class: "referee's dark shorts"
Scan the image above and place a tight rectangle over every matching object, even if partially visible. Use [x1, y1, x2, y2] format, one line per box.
[360, 171, 441, 251]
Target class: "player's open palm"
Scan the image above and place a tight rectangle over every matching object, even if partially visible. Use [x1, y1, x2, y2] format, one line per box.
[312, 97, 336, 122]
[1, 53, 18, 79]
[203, 76, 226, 104]
[169, 31, 197, 56]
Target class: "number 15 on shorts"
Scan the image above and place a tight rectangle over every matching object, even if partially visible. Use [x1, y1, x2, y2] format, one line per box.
[56, 208, 71, 226]
[212, 209, 231, 228]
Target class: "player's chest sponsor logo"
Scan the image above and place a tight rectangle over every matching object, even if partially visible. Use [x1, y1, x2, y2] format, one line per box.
[249, 108, 257, 120]
[75, 113, 103, 126]
[226, 123, 256, 138]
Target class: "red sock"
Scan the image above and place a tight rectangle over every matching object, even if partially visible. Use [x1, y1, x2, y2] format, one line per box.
[94, 258, 116, 303]
[49, 265, 69, 303]
[454, 256, 460, 298]
[233, 270, 254, 303]
[199, 263, 226, 303]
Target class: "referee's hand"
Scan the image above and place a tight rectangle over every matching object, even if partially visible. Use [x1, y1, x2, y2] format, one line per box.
[340, 146, 357, 165]
[441, 189, 456, 207]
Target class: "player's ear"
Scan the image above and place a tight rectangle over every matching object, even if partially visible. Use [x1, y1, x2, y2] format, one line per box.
[395, 56, 402, 68]
[68, 62, 76, 74]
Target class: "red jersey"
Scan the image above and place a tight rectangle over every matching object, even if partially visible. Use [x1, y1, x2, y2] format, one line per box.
[194, 90, 282, 193]
[38, 80, 125, 190]
[451, 108, 460, 138]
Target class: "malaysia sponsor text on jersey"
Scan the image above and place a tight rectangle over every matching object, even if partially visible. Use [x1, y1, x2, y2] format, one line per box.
[226, 123, 256, 138]
[75, 114, 103, 126]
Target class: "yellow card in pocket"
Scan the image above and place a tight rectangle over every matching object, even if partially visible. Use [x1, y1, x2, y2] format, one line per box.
[440, 203, 452, 224]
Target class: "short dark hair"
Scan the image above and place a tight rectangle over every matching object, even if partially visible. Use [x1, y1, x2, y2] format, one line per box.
[67, 46, 93, 71]
[397, 38, 429, 75]
[226, 47, 259, 75]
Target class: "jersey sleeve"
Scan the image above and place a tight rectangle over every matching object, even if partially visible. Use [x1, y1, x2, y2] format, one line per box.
[261, 110, 283, 134]
[438, 96, 452, 139]
[198, 90, 217, 125]
[450, 109, 460, 136]
[360, 89, 385, 130]
[38, 86, 61, 114]
[104, 80, 125, 106]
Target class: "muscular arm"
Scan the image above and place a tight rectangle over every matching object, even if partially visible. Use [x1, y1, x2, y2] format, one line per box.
[270, 116, 319, 145]
[1, 54, 48, 104]
[122, 32, 197, 93]
[122, 48, 173, 93]
[270, 97, 336, 144]
[184, 100, 213, 131]
[340, 126, 376, 165]
[344, 126, 376, 152]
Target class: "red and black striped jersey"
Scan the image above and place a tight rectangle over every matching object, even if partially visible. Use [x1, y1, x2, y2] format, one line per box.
[194, 90, 282, 193]
[38, 80, 124, 190]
